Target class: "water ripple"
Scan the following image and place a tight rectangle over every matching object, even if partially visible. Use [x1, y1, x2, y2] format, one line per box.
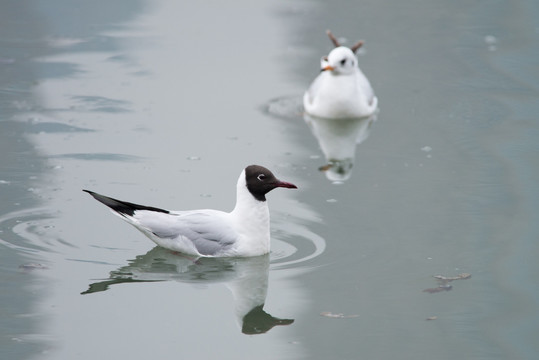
[0, 205, 326, 272]
[264, 95, 304, 121]
[270, 211, 326, 271]
[0, 207, 58, 258]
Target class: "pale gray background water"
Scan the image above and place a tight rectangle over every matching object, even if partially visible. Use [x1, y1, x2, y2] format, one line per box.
[1, 1, 538, 359]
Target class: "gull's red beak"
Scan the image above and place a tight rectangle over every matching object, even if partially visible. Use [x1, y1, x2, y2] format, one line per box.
[276, 180, 297, 189]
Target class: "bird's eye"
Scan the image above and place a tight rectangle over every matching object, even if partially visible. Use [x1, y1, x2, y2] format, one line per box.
[322, 56, 328, 61]
[340, 59, 347, 66]
[257, 174, 266, 181]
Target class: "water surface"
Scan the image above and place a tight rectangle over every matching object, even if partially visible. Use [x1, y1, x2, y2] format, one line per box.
[1, 1, 538, 359]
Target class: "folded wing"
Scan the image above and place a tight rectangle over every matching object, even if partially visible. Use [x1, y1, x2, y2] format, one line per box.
[133, 210, 237, 256]
[84, 190, 237, 256]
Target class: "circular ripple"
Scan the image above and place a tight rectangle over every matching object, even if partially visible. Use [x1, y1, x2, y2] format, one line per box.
[0, 207, 57, 257]
[1, 206, 327, 270]
[264, 95, 304, 121]
[270, 222, 326, 271]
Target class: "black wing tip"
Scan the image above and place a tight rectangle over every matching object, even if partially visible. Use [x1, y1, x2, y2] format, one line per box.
[83, 189, 104, 204]
[83, 189, 169, 216]
[83, 189, 131, 216]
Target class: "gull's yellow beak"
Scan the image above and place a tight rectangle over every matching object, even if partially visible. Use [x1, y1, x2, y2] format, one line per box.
[321, 65, 335, 72]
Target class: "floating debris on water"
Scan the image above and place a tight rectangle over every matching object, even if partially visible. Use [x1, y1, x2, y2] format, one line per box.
[434, 273, 471, 282]
[484, 35, 497, 45]
[484, 35, 497, 51]
[426, 316, 438, 321]
[320, 312, 359, 319]
[423, 284, 452, 293]
[19, 263, 49, 271]
[423, 272, 471, 293]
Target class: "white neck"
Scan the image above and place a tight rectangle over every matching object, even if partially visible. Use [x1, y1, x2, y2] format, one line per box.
[230, 170, 271, 256]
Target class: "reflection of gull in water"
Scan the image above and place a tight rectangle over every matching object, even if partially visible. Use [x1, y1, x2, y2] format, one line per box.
[81, 247, 293, 334]
[304, 113, 377, 182]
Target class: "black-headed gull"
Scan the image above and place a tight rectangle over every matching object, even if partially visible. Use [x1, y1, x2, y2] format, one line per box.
[84, 165, 297, 257]
[303, 30, 378, 119]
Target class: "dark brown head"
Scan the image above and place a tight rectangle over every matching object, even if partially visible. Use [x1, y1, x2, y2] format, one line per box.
[244, 165, 297, 201]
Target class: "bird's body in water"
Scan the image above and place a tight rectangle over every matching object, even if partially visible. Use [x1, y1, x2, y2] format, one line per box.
[84, 165, 297, 257]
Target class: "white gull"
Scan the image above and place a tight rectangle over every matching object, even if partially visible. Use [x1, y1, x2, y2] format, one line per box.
[303, 30, 378, 119]
[84, 165, 297, 257]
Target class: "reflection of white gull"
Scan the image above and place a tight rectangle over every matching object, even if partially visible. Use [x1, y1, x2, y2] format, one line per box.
[83, 165, 296, 257]
[304, 113, 376, 182]
[303, 30, 378, 119]
[82, 247, 293, 334]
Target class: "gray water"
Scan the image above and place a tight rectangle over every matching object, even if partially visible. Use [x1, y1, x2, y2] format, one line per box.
[1, 1, 538, 359]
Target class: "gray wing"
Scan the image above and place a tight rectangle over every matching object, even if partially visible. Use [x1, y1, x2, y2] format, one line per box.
[133, 210, 237, 256]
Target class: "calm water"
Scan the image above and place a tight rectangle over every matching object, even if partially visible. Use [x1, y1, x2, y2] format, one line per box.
[1, 1, 538, 359]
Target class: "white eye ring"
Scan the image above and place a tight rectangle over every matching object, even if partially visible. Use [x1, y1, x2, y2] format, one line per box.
[257, 174, 266, 181]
